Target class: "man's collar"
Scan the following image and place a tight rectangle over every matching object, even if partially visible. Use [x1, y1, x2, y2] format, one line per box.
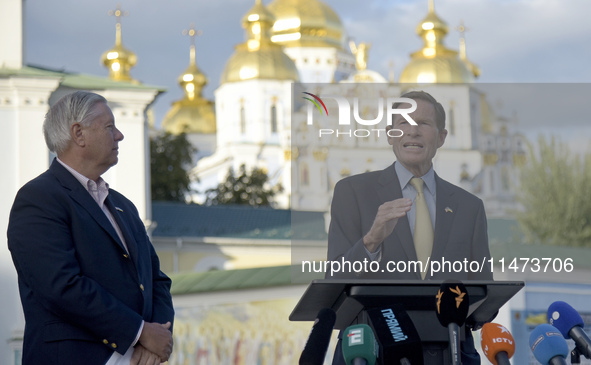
[56, 157, 108, 192]
[394, 161, 436, 194]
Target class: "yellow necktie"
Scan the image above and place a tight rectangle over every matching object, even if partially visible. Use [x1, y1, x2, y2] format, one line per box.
[410, 177, 433, 279]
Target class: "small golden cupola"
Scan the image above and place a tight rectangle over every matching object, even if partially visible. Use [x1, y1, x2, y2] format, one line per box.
[267, 0, 345, 49]
[399, 0, 475, 83]
[101, 5, 137, 82]
[220, 0, 299, 84]
[162, 25, 216, 135]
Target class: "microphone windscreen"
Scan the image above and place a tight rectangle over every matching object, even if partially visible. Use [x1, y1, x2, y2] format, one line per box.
[529, 324, 569, 365]
[547, 301, 584, 339]
[299, 308, 336, 365]
[342, 324, 378, 365]
[367, 304, 423, 365]
[435, 281, 469, 327]
[480, 323, 515, 364]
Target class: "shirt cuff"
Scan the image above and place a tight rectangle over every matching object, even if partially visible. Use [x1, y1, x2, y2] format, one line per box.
[365, 244, 382, 261]
[132, 321, 144, 347]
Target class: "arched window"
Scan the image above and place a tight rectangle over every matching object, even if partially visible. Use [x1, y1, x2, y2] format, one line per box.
[270, 104, 278, 133]
[240, 105, 246, 134]
[448, 102, 455, 136]
[301, 163, 309, 186]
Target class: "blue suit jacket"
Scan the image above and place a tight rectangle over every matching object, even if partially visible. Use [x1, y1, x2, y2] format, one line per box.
[8, 160, 174, 365]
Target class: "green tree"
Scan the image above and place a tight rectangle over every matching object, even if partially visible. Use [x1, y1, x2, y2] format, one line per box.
[150, 132, 196, 201]
[517, 135, 591, 246]
[205, 164, 282, 206]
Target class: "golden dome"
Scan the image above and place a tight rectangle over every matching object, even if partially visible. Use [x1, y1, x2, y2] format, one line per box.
[162, 26, 216, 135]
[161, 98, 216, 135]
[221, 0, 299, 84]
[267, 0, 344, 49]
[399, 0, 474, 83]
[101, 5, 137, 82]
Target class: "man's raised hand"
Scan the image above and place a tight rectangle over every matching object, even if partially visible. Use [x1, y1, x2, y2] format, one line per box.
[363, 198, 412, 252]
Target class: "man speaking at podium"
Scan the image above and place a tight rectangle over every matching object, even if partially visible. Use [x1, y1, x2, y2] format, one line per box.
[327, 91, 493, 364]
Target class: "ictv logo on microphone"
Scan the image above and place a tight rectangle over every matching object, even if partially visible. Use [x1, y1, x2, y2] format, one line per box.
[301, 91, 417, 139]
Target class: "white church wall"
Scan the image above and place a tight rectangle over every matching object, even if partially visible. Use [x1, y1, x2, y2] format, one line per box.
[0, 74, 60, 364]
[284, 46, 355, 83]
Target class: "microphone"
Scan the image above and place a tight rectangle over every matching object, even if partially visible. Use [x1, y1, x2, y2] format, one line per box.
[299, 308, 336, 365]
[435, 281, 469, 365]
[548, 301, 591, 359]
[529, 324, 569, 365]
[341, 324, 378, 365]
[366, 304, 423, 364]
[480, 323, 515, 365]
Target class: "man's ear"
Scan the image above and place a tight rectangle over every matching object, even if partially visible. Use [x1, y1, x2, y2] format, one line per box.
[71, 123, 85, 147]
[437, 128, 448, 148]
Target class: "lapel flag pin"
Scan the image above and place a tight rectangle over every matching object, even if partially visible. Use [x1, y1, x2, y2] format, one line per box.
[445, 207, 453, 213]
[115, 207, 124, 212]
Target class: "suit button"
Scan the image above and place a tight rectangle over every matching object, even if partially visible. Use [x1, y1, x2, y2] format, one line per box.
[123, 254, 129, 259]
[111, 343, 117, 349]
[140, 284, 144, 291]
[103, 339, 109, 345]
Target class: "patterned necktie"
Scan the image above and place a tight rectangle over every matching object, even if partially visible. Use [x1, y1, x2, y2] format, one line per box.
[410, 177, 433, 279]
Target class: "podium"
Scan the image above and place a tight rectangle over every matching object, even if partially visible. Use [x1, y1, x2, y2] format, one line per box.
[290, 279, 524, 364]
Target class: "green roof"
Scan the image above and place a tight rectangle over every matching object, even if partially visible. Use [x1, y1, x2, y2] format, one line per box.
[170, 240, 591, 295]
[164, 215, 591, 295]
[0, 65, 165, 92]
[170, 265, 323, 295]
[0, 66, 62, 78]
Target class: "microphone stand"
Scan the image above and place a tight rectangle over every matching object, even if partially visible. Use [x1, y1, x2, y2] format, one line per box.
[448, 323, 461, 365]
[571, 348, 581, 365]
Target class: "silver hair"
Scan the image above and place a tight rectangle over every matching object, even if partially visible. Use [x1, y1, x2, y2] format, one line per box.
[43, 91, 107, 154]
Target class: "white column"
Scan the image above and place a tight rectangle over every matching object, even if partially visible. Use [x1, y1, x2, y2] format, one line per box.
[0, 0, 24, 69]
[0, 74, 61, 364]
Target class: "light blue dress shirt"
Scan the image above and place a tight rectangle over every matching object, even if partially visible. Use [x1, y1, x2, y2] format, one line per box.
[366, 162, 437, 261]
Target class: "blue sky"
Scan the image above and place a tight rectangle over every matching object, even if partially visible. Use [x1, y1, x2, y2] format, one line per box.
[24, 0, 591, 144]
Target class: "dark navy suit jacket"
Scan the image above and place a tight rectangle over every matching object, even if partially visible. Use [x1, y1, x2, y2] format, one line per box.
[8, 160, 174, 365]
